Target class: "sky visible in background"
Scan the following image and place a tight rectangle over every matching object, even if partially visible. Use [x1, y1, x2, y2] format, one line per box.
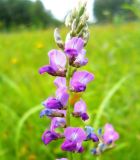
[39, 0, 95, 22]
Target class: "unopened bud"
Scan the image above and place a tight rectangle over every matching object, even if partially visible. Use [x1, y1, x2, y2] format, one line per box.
[81, 13, 89, 22]
[71, 8, 77, 19]
[65, 33, 71, 43]
[71, 18, 77, 32]
[54, 28, 64, 49]
[65, 12, 72, 27]
[83, 32, 90, 46]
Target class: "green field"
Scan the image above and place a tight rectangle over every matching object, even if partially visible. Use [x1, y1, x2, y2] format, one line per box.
[0, 23, 140, 160]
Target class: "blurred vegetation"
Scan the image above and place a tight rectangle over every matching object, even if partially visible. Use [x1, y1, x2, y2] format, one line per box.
[0, 22, 140, 159]
[0, 0, 61, 31]
[123, 0, 140, 19]
[94, 0, 137, 23]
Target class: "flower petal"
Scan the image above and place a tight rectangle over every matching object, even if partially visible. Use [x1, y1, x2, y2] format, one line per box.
[61, 140, 77, 152]
[73, 49, 88, 67]
[50, 117, 66, 131]
[43, 97, 63, 109]
[104, 123, 114, 132]
[70, 71, 94, 92]
[56, 88, 69, 107]
[40, 109, 53, 117]
[103, 123, 119, 144]
[54, 77, 66, 89]
[48, 50, 67, 69]
[65, 37, 84, 56]
[74, 99, 87, 113]
[42, 130, 60, 145]
[39, 65, 56, 75]
[64, 127, 86, 142]
[81, 113, 89, 121]
[85, 126, 94, 136]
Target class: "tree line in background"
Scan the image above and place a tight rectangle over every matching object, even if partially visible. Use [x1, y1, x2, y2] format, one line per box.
[0, 0, 61, 30]
[0, 0, 139, 31]
[94, 0, 139, 23]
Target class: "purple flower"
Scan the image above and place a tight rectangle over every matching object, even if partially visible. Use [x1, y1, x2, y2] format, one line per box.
[54, 77, 67, 90]
[40, 108, 53, 117]
[64, 37, 88, 67]
[103, 123, 119, 144]
[70, 71, 94, 92]
[50, 117, 66, 131]
[65, 37, 84, 57]
[56, 158, 68, 160]
[73, 99, 89, 121]
[72, 49, 88, 68]
[42, 130, 61, 145]
[85, 126, 99, 142]
[61, 127, 86, 152]
[43, 88, 69, 109]
[85, 126, 94, 135]
[39, 50, 67, 77]
[40, 109, 65, 118]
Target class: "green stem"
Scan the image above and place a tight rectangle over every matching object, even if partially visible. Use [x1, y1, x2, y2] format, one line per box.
[66, 62, 71, 126]
[96, 156, 101, 160]
[68, 152, 73, 160]
[66, 61, 73, 160]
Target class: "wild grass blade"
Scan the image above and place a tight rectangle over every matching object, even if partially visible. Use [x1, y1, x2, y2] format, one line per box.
[0, 73, 22, 96]
[94, 75, 130, 130]
[113, 143, 128, 152]
[15, 104, 43, 159]
[0, 103, 19, 120]
[0, 73, 31, 106]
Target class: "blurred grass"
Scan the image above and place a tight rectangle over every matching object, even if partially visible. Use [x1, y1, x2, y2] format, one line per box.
[0, 22, 140, 160]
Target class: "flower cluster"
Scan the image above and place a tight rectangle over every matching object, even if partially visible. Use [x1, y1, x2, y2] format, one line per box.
[39, 1, 119, 159]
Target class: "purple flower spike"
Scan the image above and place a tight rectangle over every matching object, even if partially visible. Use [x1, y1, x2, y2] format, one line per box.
[39, 50, 67, 77]
[65, 37, 84, 57]
[50, 117, 66, 131]
[42, 130, 61, 145]
[54, 77, 67, 89]
[73, 99, 89, 121]
[70, 71, 94, 92]
[61, 127, 86, 152]
[43, 88, 69, 109]
[103, 123, 119, 144]
[72, 49, 88, 68]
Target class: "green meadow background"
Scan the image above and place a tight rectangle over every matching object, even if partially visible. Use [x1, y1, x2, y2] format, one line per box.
[0, 23, 140, 160]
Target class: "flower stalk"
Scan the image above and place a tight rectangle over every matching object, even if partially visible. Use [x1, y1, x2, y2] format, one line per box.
[66, 63, 71, 127]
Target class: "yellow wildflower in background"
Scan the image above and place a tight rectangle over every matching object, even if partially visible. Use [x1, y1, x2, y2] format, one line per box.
[11, 57, 18, 64]
[36, 42, 44, 49]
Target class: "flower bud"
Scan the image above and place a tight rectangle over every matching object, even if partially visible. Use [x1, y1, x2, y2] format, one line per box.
[83, 32, 90, 46]
[65, 13, 71, 27]
[78, 1, 86, 18]
[65, 33, 71, 43]
[71, 18, 77, 33]
[71, 8, 77, 19]
[54, 28, 64, 49]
